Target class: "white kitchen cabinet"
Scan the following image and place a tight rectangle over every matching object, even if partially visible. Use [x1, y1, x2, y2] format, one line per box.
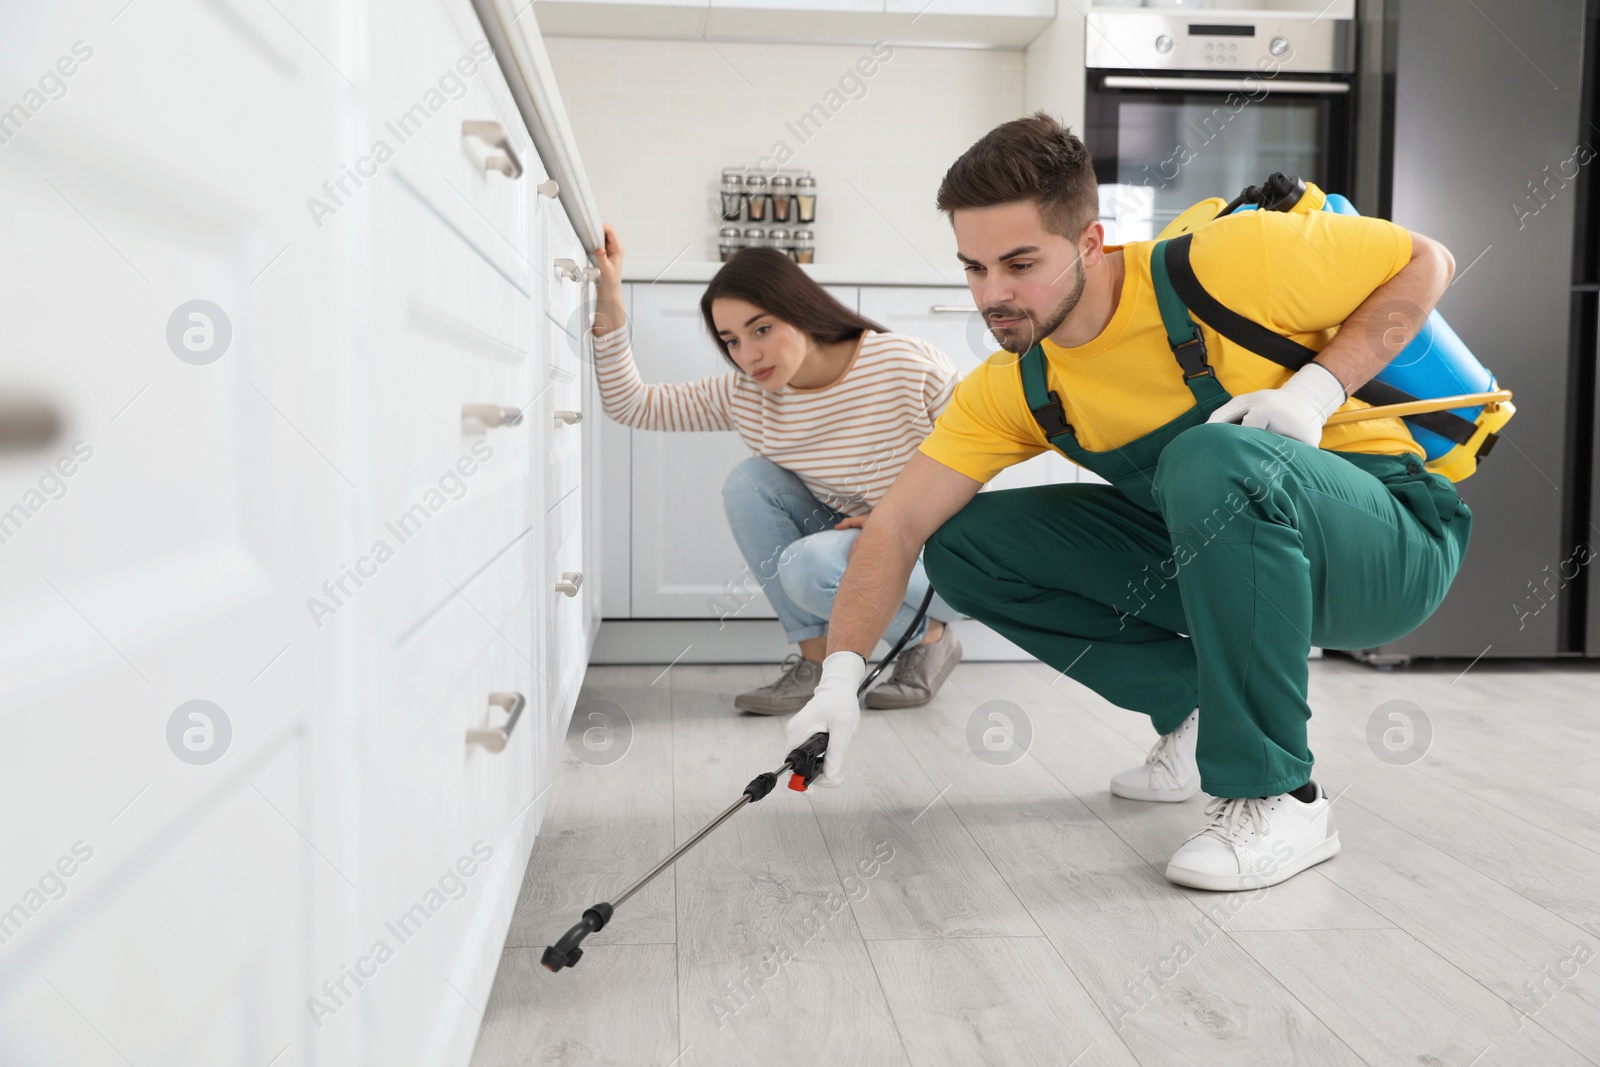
[0, 1, 350, 1063]
[533, 0, 1055, 48]
[625, 281, 857, 618]
[885, 0, 1054, 14]
[0, 0, 599, 1064]
[354, 0, 551, 1059]
[539, 190, 599, 750]
[598, 285, 635, 619]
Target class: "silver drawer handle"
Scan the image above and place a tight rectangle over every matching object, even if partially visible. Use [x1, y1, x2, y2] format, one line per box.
[0, 399, 62, 451]
[555, 571, 583, 597]
[466, 691, 526, 753]
[462, 403, 523, 428]
[461, 120, 523, 179]
[554, 409, 582, 425]
[931, 305, 974, 313]
[537, 178, 560, 198]
[553, 259, 601, 284]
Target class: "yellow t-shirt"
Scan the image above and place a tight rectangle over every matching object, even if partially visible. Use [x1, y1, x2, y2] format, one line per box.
[919, 208, 1425, 485]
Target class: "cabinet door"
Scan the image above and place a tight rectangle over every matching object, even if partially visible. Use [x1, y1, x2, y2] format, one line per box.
[626, 283, 857, 618]
[627, 283, 764, 618]
[598, 285, 635, 619]
[538, 194, 596, 750]
[348, 0, 544, 1059]
[0, 4, 348, 1065]
[858, 286, 1106, 489]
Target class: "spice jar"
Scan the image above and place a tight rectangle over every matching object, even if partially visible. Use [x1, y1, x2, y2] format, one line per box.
[743, 225, 766, 251]
[768, 226, 792, 260]
[745, 173, 770, 222]
[770, 174, 794, 223]
[795, 175, 817, 224]
[720, 173, 744, 221]
[793, 228, 815, 264]
[718, 226, 744, 262]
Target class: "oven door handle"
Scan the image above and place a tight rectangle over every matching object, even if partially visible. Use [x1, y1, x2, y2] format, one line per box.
[1101, 76, 1350, 94]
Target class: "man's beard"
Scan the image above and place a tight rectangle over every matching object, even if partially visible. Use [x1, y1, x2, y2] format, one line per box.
[985, 256, 1087, 354]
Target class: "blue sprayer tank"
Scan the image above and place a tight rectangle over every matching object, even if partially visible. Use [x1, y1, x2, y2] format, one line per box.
[1320, 193, 1495, 462]
[1189, 183, 1514, 482]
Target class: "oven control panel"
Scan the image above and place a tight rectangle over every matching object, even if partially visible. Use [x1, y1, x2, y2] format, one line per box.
[1087, 12, 1353, 74]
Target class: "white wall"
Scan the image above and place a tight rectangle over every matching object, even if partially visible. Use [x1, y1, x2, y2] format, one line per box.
[541, 35, 1027, 276]
[1024, 6, 1087, 135]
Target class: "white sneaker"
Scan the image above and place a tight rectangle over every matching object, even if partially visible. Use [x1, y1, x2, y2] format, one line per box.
[1164, 781, 1341, 892]
[1109, 709, 1199, 802]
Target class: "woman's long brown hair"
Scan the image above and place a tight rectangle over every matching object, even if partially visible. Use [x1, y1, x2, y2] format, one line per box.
[699, 247, 887, 369]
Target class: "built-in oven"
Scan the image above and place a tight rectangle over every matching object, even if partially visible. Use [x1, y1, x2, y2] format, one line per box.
[1084, 7, 1357, 242]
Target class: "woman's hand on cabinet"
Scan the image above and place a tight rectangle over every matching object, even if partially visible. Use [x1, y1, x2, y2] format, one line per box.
[592, 222, 627, 336]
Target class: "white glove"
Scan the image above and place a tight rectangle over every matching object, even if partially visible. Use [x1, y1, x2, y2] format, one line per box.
[1206, 362, 1347, 446]
[782, 651, 867, 787]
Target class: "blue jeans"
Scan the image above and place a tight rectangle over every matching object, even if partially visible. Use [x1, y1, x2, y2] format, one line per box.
[721, 455, 958, 646]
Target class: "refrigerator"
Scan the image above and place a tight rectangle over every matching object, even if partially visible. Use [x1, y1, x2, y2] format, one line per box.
[1340, 0, 1599, 664]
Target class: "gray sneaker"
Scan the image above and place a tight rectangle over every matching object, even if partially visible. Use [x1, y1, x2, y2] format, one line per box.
[734, 653, 823, 715]
[864, 626, 963, 709]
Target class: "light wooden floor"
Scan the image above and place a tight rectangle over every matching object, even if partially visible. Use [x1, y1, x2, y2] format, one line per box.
[469, 653, 1600, 1067]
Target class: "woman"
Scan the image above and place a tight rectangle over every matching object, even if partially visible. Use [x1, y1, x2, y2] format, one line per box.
[591, 224, 963, 715]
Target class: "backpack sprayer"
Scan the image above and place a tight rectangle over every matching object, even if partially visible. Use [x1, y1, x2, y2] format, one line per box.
[1157, 172, 1514, 482]
[540, 586, 937, 973]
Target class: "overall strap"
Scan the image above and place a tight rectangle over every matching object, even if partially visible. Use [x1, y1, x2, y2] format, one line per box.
[1020, 344, 1075, 446]
[1161, 233, 1477, 446]
[1148, 239, 1216, 382]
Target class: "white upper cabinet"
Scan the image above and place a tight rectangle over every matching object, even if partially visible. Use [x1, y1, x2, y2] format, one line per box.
[531, 0, 1057, 49]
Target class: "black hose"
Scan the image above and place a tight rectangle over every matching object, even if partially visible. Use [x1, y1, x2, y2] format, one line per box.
[859, 584, 937, 695]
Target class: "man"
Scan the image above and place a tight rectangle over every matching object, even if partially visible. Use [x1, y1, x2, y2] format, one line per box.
[782, 112, 1471, 892]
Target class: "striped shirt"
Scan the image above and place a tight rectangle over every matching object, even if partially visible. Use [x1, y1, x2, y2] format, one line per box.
[593, 324, 958, 517]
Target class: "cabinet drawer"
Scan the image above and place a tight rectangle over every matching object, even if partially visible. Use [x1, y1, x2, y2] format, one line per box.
[459, 593, 538, 838]
[544, 486, 587, 716]
[368, 174, 533, 496]
[371, 144, 535, 360]
[540, 194, 592, 379]
[368, 477, 535, 722]
[369, 0, 540, 295]
[545, 362, 585, 509]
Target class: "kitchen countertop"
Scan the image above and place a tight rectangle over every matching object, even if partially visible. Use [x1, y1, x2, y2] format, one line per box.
[624, 260, 969, 288]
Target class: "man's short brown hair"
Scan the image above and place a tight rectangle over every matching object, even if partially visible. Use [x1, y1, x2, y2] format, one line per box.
[936, 111, 1099, 239]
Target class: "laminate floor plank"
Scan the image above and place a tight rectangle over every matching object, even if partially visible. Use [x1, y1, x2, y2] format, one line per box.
[467, 943, 679, 1067]
[1306, 661, 1600, 851]
[868, 936, 1142, 1067]
[1314, 799, 1600, 1060]
[1231, 928, 1594, 1067]
[873, 657, 1070, 798]
[944, 792, 1368, 1067]
[670, 796, 912, 1067]
[798, 711, 1044, 941]
[666, 663, 796, 805]
[1289, 682, 1600, 927]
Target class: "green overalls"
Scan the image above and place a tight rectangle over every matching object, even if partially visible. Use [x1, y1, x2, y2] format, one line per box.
[921, 243, 1473, 798]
